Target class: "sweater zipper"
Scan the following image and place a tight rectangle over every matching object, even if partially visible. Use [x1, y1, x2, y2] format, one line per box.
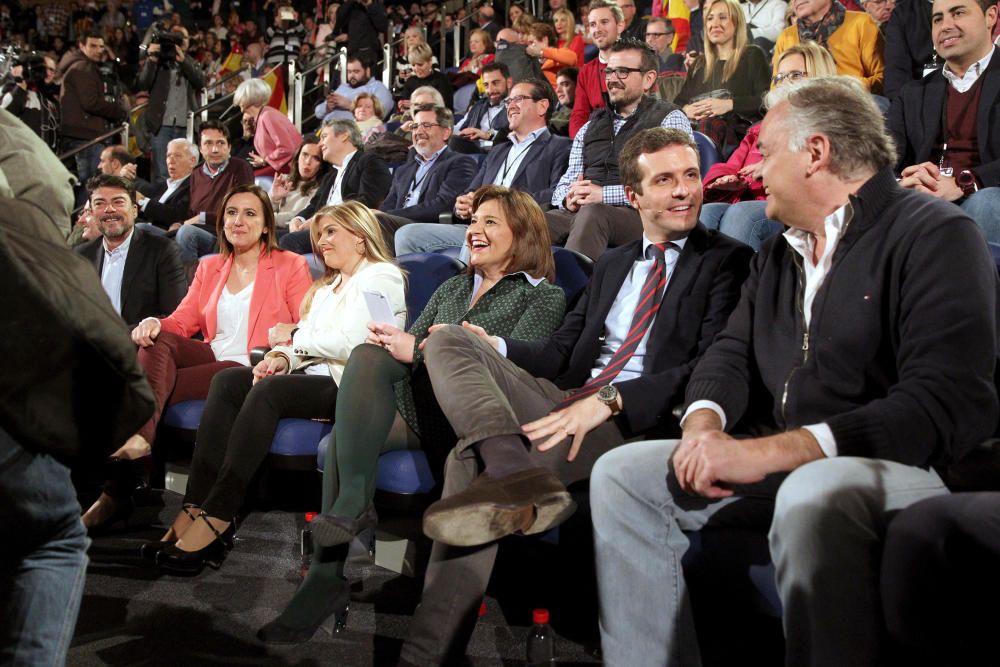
[780, 252, 810, 424]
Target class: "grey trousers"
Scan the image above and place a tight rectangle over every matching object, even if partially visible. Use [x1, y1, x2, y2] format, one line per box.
[590, 439, 950, 667]
[545, 204, 643, 261]
[400, 325, 627, 665]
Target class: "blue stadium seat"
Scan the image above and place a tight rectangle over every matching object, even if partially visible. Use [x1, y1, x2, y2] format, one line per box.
[988, 242, 1000, 274]
[316, 435, 436, 494]
[268, 418, 334, 471]
[162, 399, 206, 430]
[551, 247, 593, 306]
[303, 252, 326, 280]
[395, 252, 466, 326]
[694, 131, 722, 173]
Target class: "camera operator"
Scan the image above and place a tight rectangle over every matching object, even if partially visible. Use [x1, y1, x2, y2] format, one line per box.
[1, 53, 59, 149]
[59, 31, 129, 205]
[135, 24, 205, 182]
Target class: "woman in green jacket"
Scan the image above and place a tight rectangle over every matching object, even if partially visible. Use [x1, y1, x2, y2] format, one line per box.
[258, 186, 567, 643]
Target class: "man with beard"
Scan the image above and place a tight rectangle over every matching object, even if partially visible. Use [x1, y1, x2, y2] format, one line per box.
[450, 62, 513, 154]
[314, 56, 393, 123]
[547, 39, 693, 260]
[570, 0, 626, 137]
[75, 174, 187, 327]
[394, 79, 572, 256]
[375, 105, 477, 250]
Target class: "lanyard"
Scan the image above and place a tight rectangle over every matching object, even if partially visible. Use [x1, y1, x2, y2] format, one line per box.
[498, 141, 533, 184]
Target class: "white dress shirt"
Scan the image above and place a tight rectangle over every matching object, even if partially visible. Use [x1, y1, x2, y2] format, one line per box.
[326, 149, 358, 206]
[495, 127, 548, 188]
[211, 280, 254, 365]
[942, 46, 995, 93]
[140, 174, 190, 212]
[100, 228, 135, 315]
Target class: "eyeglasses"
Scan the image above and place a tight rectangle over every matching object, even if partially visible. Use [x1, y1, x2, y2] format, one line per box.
[864, 0, 895, 6]
[772, 70, 808, 85]
[604, 66, 645, 80]
[645, 31, 673, 37]
[503, 94, 540, 106]
[412, 122, 443, 130]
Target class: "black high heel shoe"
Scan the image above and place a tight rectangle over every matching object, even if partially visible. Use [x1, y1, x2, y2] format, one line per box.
[156, 512, 235, 575]
[256, 587, 351, 644]
[139, 504, 200, 561]
[311, 504, 378, 548]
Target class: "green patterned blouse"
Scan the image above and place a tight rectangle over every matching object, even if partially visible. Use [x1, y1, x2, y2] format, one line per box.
[395, 272, 567, 439]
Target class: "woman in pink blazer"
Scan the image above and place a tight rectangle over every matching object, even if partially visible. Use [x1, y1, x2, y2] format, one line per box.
[81, 184, 312, 530]
[235, 78, 303, 187]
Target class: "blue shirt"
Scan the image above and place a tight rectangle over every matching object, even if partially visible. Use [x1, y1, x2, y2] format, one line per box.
[100, 228, 135, 315]
[494, 127, 549, 187]
[403, 145, 448, 207]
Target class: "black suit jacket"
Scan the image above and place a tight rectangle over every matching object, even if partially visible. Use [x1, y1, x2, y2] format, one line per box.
[466, 130, 571, 208]
[139, 176, 192, 230]
[381, 147, 478, 222]
[449, 98, 511, 154]
[889, 49, 1000, 188]
[505, 225, 752, 438]
[75, 228, 188, 327]
[295, 150, 393, 219]
[883, 0, 935, 101]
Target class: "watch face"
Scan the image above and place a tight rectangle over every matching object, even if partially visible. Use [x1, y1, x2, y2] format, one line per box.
[597, 385, 616, 402]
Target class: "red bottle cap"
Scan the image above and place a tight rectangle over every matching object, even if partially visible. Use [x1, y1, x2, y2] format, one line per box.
[305, 512, 317, 522]
[532, 609, 550, 625]
[479, 601, 488, 617]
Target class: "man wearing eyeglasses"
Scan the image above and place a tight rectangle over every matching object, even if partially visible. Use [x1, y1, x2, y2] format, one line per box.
[394, 79, 573, 257]
[75, 174, 186, 327]
[861, 0, 896, 26]
[375, 104, 477, 251]
[646, 17, 685, 72]
[570, 0, 627, 137]
[547, 38, 693, 260]
[621, 0, 648, 39]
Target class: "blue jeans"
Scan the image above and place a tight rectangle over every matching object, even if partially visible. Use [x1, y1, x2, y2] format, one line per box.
[0, 427, 89, 666]
[150, 125, 186, 183]
[960, 187, 1000, 243]
[590, 440, 948, 667]
[394, 222, 470, 263]
[175, 224, 218, 262]
[700, 201, 784, 252]
[135, 222, 168, 236]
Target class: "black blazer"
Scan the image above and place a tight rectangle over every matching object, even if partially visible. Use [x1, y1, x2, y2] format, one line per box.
[450, 98, 511, 154]
[889, 49, 1000, 188]
[295, 150, 393, 220]
[505, 225, 752, 438]
[139, 176, 192, 230]
[465, 130, 571, 208]
[381, 147, 478, 222]
[883, 0, 935, 101]
[75, 227, 188, 327]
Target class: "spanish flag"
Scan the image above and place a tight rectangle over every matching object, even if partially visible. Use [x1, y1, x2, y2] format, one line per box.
[219, 43, 243, 76]
[261, 67, 287, 115]
[666, 0, 691, 53]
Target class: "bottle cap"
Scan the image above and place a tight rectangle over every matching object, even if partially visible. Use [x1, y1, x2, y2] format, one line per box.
[305, 511, 317, 522]
[532, 609, 550, 625]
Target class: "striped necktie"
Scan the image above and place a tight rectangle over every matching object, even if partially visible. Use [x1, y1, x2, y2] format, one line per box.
[560, 242, 675, 407]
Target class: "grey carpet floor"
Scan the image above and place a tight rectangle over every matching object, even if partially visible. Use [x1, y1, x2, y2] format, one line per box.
[68, 491, 603, 666]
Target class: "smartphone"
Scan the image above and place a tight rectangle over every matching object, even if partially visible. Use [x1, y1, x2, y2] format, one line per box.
[363, 290, 396, 325]
[279, 7, 295, 20]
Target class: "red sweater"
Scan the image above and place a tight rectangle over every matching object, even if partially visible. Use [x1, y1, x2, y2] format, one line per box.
[569, 58, 608, 139]
[188, 157, 255, 226]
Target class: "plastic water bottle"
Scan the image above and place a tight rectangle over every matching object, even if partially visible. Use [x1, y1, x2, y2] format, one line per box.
[526, 608, 555, 665]
[300, 511, 317, 576]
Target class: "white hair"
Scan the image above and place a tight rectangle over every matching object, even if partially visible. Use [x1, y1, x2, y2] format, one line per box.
[234, 78, 272, 109]
[167, 138, 199, 161]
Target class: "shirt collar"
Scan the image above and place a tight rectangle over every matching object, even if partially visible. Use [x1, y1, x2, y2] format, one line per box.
[103, 226, 134, 255]
[414, 145, 448, 166]
[333, 149, 358, 170]
[203, 159, 230, 177]
[942, 46, 995, 86]
[641, 233, 687, 258]
[508, 126, 548, 147]
[472, 270, 545, 295]
[167, 173, 190, 188]
[783, 200, 854, 261]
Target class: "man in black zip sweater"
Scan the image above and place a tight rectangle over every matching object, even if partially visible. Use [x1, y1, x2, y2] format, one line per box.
[590, 76, 999, 667]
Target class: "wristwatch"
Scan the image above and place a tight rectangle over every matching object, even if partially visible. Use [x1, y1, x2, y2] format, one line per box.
[596, 385, 623, 416]
[956, 169, 980, 198]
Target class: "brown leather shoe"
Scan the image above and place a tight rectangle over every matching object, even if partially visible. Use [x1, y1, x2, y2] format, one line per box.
[422, 468, 576, 547]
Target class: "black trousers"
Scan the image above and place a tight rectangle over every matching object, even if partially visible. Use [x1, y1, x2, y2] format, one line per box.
[881, 492, 1000, 667]
[184, 367, 339, 519]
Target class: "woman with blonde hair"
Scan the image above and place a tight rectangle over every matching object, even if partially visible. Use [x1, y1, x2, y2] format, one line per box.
[700, 42, 838, 249]
[674, 0, 771, 156]
[553, 8, 586, 65]
[258, 186, 568, 644]
[144, 201, 407, 575]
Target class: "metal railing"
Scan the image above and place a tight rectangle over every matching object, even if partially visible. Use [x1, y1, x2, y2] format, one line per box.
[288, 47, 347, 133]
[56, 100, 150, 162]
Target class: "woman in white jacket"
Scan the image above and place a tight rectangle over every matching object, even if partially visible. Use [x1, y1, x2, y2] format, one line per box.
[146, 201, 407, 575]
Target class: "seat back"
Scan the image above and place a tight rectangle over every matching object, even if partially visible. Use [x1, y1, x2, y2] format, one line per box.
[552, 246, 594, 308]
[694, 131, 722, 173]
[395, 252, 467, 326]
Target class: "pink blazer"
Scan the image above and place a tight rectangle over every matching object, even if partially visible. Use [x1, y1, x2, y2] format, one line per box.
[160, 247, 313, 353]
[254, 105, 303, 175]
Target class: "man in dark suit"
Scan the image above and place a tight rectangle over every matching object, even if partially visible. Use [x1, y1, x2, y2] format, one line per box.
[134, 138, 198, 232]
[395, 79, 572, 256]
[890, 0, 1000, 241]
[884, 0, 936, 100]
[76, 174, 187, 327]
[396, 128, 752, 666]
[449, 62, 512, 154]
[279, 118, 393, 254]
[376, 105, 478, 251]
